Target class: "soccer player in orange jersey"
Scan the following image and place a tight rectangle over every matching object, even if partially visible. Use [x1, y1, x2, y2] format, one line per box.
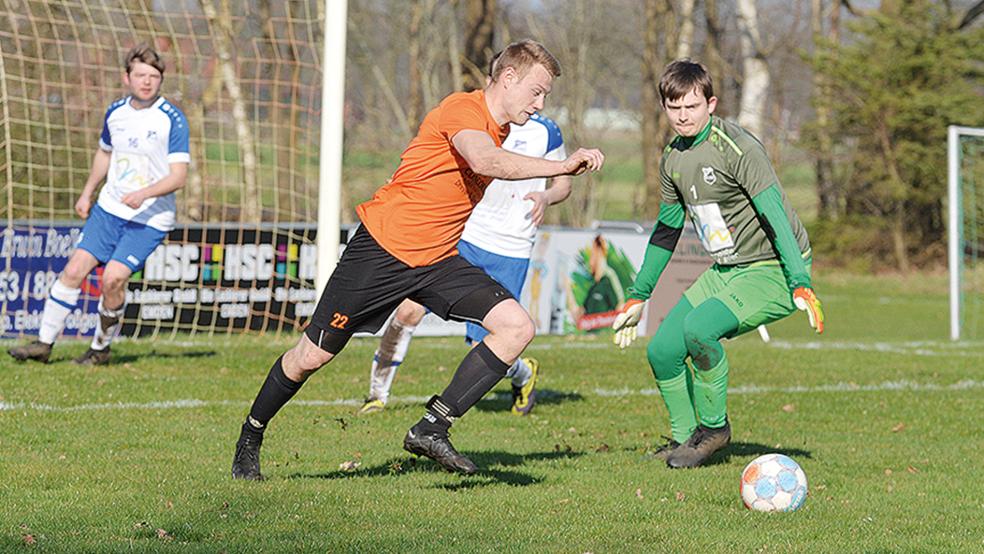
[232, 40, 604, 479]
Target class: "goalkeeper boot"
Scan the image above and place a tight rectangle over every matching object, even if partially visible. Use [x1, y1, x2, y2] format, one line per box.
[8, 340, 52, 363]
[645, 436, 682, 461]
[403, 425, 477, 475]
[358, 397, 386, 415]
[231, 424, 264, 480]
[74, 347, 111, 366]
[511, 357, 539, 416]
[666, 420, 731, 469]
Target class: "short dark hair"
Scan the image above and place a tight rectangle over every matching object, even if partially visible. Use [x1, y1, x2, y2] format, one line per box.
[490, 40, 561, 82]
[124, 44, 165, 75]
[658, 59, 713, 105]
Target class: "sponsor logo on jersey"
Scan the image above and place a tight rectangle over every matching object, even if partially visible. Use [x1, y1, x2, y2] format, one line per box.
[702, 166, 717, 185]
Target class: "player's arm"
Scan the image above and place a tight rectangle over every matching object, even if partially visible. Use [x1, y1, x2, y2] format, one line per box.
[739, 145, 824, 333]
[612, 199, 685, 349]
[452, 129, 603, 180]
[525, 174, 572, 226]
[120, 162, 189, 209]
[75, 148, 112, 218]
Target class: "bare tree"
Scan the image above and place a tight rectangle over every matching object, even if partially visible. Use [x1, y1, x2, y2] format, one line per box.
[641, 0, 671, 220]
[201, 0, 260, 222]
[736, 0, 770, 138]
[811, 0, 841, 219]
[677, 0, 697, 59]
[460, 0, 496, 91]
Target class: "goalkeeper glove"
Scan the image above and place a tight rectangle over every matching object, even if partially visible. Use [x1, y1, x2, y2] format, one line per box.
[612, 299, 645, 349]
[792, 287, 824, 334]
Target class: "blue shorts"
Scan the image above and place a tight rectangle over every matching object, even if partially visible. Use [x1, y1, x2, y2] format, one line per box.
[76, 204, 167, 272]
[458, 240, 530, 343]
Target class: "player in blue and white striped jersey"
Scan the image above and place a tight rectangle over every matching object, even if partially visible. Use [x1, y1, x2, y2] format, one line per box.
[8, 45, 190, 366]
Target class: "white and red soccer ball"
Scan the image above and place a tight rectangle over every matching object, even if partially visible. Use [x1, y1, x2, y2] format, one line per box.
[740, 453, 808, 512]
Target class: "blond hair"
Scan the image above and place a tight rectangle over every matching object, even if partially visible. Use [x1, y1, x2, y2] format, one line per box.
[490, 40, 561, 82]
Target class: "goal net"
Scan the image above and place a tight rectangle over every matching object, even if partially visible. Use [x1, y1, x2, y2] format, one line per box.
[1, 0, 326, 339]
[948, 125, 984, 341]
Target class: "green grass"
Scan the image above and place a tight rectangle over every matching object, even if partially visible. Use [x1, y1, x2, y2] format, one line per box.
[2, 271, 983, 552]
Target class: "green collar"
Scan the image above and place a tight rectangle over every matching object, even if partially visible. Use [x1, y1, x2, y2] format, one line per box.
[675, 118, 713, 150]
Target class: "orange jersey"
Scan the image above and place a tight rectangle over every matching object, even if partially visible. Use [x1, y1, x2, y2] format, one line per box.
[357, 90, 509, 267]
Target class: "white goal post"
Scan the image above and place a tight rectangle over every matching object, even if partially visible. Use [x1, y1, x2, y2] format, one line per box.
[948, 125, 984, 341]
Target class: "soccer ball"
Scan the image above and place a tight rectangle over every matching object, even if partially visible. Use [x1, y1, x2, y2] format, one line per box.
[740, 454, 808, 512]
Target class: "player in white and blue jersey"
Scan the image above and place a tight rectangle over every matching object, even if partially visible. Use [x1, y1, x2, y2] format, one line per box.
[8, 45, 190, 365]
[359, 110, 570, 416]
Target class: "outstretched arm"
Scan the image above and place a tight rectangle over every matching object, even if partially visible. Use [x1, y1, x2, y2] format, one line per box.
[452, 130, 603, 180]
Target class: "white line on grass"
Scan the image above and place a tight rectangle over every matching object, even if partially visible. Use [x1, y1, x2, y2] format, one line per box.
[3, 380, 984, 413]
[767, 340, 984, 356]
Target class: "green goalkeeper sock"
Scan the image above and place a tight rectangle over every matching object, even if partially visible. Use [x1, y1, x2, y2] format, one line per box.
[656, 371, 698, 443]
[694, 354, 729, 429]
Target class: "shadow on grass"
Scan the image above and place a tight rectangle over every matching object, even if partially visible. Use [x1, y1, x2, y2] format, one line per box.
[70, 349, 217, 365]
[288, 448, 584, 490]
[703, 441, 813, 467]
[471, 388, 585, 413]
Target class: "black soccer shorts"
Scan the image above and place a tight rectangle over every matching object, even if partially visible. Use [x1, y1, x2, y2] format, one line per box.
[305, 225, 513, 354]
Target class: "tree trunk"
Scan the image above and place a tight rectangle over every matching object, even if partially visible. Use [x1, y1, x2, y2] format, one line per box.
[407, 0, 425, 130]
[461, 0, 495, 91]
[704, 0, 733, 119]
[736, 0, 769, 139]
[642, 0, 665, 220]
[676, 0, 696, 59]
[202, 0, 260, 223]
[812, 0, 838, 219]
[448, 0, 464, 92]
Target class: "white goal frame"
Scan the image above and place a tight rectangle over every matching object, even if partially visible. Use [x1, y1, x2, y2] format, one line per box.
[947, 125, 984, 341]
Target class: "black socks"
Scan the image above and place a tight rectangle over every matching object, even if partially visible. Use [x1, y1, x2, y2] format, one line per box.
[243, 355, 304, 437]
[416, 342, 509, 435]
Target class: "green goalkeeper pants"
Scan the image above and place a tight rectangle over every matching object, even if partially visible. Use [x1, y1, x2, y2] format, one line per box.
[646, 261, 807, 442]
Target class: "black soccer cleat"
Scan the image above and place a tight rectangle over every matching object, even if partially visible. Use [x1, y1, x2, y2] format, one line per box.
[403, 426, 477, 475]
[232, 426, 264, 480]
[74, 347, 111, 366]
[666, 420, 731, 469]
[646, 436, 682, 461]
[8, 340, 52, 363]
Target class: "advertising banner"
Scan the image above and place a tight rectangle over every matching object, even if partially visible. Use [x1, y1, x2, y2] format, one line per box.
[3, 222, 711, 340]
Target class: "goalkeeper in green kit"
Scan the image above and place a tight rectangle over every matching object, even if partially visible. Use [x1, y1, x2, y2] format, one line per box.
[612, 60, 825, 469]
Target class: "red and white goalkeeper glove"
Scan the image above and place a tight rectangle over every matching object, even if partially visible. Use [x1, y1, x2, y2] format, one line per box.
[612, 299, 645, 349]
[793, 287, 825, 334]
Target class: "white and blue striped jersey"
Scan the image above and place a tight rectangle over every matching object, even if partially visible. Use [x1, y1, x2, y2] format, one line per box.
[96, 95, 190, 231]
[461, 113, 566, 258]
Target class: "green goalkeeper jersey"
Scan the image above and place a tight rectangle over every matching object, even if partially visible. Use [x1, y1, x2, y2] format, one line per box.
[660, 115, 810, 266]
[626, 116, 812, 301]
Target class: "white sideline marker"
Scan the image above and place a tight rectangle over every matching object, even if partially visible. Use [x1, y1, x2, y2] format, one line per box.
[4, 380, 984, 413]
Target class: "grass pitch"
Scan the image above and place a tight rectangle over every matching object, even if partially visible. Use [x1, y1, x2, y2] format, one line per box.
[2, 272, 983, 552]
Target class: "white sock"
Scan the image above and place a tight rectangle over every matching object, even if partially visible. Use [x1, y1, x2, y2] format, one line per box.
[91, 297, 125, 351]
[507, 358, 532, 388]
[369, 319, 416, 403]
[38, 280, 81, 344]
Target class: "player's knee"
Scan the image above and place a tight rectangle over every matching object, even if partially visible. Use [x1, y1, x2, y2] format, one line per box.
[286, 339, 333, 378]
[647, 333, 684, 378]
[395, 301, 426, 326]
[60, 264, 88, 287]
[488, 307, 535, 348]
[101, 271, 129, 294]
[682, 317, 721, 370]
